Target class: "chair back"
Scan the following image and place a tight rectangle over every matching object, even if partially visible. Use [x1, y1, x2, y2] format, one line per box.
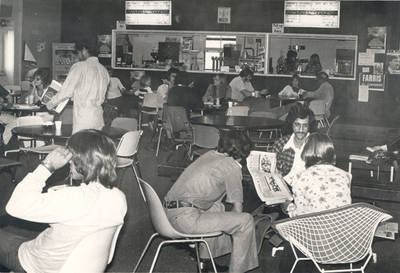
[142, 93, 164, 109]
[163, 105, 191, 137]
[309, 100, 327, 117]
[59, 225, 122, 273]
[226, 106, 249, 116]
[139, 178, 185, 239]
[111, 117, 138, 131]
[273, 203, 392, 264]
[192, 124, 219, 149]
[116, 130, 143, 157]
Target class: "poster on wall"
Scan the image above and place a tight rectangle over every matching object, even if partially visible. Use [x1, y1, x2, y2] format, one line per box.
[367, 26, 387, 50]
[359, 72, 385, 92]
[386, 51, 400, 74]
[97, 35, 112, 58]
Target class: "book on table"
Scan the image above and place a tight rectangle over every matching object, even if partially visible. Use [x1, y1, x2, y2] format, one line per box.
[41, 80, 69, 114]
[246, 151, 293, 205]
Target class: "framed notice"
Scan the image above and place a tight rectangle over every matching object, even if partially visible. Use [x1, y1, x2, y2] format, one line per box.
[125, 1, 172, 26]
[284, 1, 340, 28]
[217, 7, 231, 24]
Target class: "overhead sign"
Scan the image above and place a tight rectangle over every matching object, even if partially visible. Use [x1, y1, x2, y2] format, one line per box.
[218, 7, 231, 24]
[284, 1, 340, 28]
[125, 1, 171, 26]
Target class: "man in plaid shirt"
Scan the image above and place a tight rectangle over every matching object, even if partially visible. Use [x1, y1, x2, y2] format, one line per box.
[271, 103, 316, 183]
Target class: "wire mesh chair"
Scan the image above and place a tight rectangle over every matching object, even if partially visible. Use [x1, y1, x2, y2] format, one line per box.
[133, 179, 222, 273]
[273, 203, 392, 273]
[248, 111, 282, 151]
[309, 100, 329, 129]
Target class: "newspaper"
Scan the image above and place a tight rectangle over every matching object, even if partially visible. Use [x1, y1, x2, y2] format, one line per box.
[247, 151, 293, 205]
[41, 80, 69, 113]
[375, 221, 398, 240]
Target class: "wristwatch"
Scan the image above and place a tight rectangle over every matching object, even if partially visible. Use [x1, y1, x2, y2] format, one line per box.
[41, 159, 54, 173]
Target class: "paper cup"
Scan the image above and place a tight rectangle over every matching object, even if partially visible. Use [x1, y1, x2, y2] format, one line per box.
[228, 101, 233, 108]
[55, 121, 62, 131]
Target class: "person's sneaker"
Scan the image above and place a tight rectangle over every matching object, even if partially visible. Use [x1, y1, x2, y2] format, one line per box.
[200, 259, 228, 273]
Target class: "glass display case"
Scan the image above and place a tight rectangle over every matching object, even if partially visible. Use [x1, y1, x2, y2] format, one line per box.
[111, 30, 268, 75]
[266, 33, 358, 80]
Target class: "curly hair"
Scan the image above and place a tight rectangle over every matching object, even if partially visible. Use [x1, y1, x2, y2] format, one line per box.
[33, 68, 51, 88]
[217, 130, 253, 163]
[67, 129, 117, 188]
[284, 102, 317, 135]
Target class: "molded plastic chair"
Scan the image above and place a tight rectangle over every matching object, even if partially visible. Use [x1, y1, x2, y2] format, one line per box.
[189, 124, 219, 159]
[116, 130, 144, 199]
[133, 179, 222, 273]
[273, 203, 392, 273]
[59, 225, 122, 273]
[111, 117, 138, 131]
[138, 93, 164, 130]
[226, 106, 249, 116]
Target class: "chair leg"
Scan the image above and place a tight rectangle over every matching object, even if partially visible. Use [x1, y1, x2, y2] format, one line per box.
[133, 154, 142, 177]
[156, 127, 163, 157]
[132, 233, 159, 273]
[200, 240, 218, 273]
[149, 240, 169, 273]
[195, 242, 202, 273]
[132, 165, 146, 202]
[138, 112, 142, 130]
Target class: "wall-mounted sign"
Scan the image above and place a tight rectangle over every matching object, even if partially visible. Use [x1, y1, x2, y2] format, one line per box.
[272, 23, 284, 33]
[125, 1, 172, 26]
[217, 7, 231, 24]
[284, 1, 340, 28]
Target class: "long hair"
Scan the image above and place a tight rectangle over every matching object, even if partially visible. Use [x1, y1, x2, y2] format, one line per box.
[67, 129, 117, 188]
[217, 131, 253, 163]
[301, 133, 336, 168]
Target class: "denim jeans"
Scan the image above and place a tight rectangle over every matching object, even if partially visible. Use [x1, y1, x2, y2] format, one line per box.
[166, 201, 259, 273]
[0, 229, 27, 272]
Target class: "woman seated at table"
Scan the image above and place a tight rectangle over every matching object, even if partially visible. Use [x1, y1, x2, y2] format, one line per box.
[0, 129, 127, 273]
[202, 73, 231, 104]
[21, 68, 51, 105]
[278, 74, 303, 98]
[286, 133, 352, 217]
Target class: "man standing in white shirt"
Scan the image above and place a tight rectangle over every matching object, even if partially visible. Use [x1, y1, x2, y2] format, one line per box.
[46, 40, 110, 133]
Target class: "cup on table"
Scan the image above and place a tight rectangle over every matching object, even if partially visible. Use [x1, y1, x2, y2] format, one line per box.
[228, 101, 233, 108]
[55, 120, 62, 132]
[215, 98, 220, 106]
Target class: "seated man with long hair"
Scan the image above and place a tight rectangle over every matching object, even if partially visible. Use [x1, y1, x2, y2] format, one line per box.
[0, 129, 127, 273]
[164, 131, 258, 273]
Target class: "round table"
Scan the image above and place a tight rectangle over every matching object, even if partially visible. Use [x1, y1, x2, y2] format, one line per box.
[12, 124, 128, 142]
[191, 114, 285, 130]
[5, 104, 42, 116]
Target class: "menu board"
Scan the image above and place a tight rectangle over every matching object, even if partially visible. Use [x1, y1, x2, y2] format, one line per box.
[284, 1, 340, 28]
[125, 1, 172, 26]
